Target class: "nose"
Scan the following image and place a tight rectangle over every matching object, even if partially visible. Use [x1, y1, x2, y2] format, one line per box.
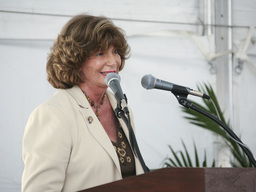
[106, 53, 117, 66]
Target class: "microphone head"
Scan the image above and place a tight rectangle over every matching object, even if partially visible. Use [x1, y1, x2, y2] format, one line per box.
[105, 73, 121, 86]
[141, 74, 155, 89]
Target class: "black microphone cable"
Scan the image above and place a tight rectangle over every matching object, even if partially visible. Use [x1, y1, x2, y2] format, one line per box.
[115, 107, 150, 173]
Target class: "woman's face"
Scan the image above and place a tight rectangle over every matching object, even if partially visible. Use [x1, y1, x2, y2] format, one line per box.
[80, 45, 121, 89]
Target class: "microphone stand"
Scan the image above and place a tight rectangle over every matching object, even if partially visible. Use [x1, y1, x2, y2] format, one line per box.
[115, 98, 150, 173]
[174, 93, 256, 167]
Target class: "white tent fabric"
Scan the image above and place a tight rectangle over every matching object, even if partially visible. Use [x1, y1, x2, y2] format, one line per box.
[0, 0, 256, 191]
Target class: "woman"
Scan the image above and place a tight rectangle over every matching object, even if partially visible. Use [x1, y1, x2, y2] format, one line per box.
[22, 14, 145, 192]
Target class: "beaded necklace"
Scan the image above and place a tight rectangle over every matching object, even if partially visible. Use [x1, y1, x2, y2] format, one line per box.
[83, 91, 106, 118]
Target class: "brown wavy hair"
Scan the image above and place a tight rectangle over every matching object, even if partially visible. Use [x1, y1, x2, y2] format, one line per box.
[46, 14, 130, 89]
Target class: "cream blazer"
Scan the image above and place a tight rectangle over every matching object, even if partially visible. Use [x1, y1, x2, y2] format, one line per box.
[22, 85, 144, 192]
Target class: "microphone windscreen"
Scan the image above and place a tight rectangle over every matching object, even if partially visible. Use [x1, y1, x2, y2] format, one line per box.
[105, 73, 121, 86]
[141, 74, 155, 89]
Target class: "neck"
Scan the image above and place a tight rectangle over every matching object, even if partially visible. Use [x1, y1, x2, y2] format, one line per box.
[79, 84, 107, 105]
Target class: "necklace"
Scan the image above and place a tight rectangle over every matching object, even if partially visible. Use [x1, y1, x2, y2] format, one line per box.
[83, 91, 106, 118]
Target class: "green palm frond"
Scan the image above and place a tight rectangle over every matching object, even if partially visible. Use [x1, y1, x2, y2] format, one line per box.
[181, 82, 252, 167]
[163, 82, 252, 168]
[164, 140, 215, 168]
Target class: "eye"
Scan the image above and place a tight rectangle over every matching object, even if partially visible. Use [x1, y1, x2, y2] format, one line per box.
[114, 49, 119, 54]
[96, 52, 104, 56]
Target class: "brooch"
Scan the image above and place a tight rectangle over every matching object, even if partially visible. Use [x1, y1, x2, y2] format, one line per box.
[88, 116, 93, 124]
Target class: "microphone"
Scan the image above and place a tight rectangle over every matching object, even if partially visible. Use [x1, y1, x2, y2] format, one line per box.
[106, 73, 150, 172]
[105, 73, 127, 107]
[141, 74, 210, 100]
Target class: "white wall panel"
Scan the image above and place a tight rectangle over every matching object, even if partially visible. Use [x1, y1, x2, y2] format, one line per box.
[0, 0, 200, 39]
[0, 40, 55, 192]
[122, 35, 215, 168]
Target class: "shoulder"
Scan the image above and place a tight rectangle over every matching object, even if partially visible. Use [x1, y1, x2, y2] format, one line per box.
[42, 85, 85, 110]
[29, 86, 85, 122]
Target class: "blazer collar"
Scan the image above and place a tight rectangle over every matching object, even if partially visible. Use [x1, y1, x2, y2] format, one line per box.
[66, 85, 129, 140]
[66, 85, 90, 109]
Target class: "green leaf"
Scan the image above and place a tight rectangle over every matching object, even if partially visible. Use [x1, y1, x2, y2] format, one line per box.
[184, 82, 253, 167]
[168, 145, 182, 167]
[194, 141, 199, 167]
[164, 82, 253, 168]
[182, 140, 193, 167]
[164, 140, 215, 168]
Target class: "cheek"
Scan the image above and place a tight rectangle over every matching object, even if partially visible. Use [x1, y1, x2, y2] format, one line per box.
[79, 60, 95, 77]
[116, 55, 122, 67]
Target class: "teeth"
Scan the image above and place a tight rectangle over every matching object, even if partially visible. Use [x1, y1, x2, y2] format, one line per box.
[101, 72, 114, 75]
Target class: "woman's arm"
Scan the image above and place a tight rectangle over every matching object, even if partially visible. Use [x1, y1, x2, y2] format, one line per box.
[22, 104, 73, 192]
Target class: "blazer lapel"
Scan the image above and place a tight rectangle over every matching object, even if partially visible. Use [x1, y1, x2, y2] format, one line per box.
[82, 107, 121, 174]
[67, 86, 121, 174]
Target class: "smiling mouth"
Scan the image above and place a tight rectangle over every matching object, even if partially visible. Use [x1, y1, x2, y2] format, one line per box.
[100, 71, 116, 76]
